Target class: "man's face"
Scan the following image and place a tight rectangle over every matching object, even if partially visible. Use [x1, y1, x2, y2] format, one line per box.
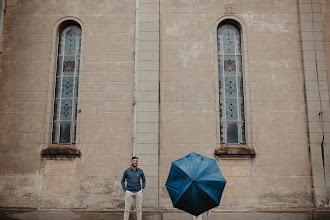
[132, 158, 138, 167]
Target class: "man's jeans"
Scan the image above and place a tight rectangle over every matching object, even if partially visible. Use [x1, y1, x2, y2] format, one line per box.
[124, 190, 143, 220]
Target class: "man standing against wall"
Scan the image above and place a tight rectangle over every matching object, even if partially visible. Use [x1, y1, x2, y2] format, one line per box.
[121, 156, 146, 220]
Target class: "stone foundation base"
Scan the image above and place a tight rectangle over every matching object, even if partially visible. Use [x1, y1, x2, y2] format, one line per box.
[1, 208, 330, 220]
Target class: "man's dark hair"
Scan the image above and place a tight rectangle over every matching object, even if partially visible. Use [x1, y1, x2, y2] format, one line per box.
[131, 156, 138, 160]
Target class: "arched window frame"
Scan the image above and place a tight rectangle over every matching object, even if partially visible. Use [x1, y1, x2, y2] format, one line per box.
[51, 21, 82, 145]
[218, 20, 245, 145]
[214, 17, 254, 156]
[44, 18, 84, 151]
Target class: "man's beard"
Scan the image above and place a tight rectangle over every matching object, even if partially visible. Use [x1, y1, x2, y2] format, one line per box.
[132, 164, 137, 167]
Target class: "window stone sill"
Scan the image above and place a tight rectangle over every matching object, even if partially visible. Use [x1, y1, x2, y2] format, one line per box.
[41, 145, 81, 159]
[215, 145, 255, 158]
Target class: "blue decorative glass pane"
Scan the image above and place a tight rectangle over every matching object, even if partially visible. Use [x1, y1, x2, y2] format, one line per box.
[55, 77, 61, 98]
[224, 55, 236, 76]
[237, 83, 243, 96]
[59, 122, 71, 144]
[58, 37, 65, 55]
[225, 99, 238, 121]
[218, 56, 223, 76]
[223, 28, 235, 55]
[220, 122, 225, 144]
[75, 26, 82, 34]
[73, 99, 78, 121]
[220, 101, 224, 119]
[236, 56, 242, 77]
[56, 56, 63, 77]
[217, 34, 222, 54]
[66, 28, 77, 35]
[60, 99, 73, 121]
[65, 31, 77, 55]
[76, 35, 82, 54]
[74, 78, 79, 98]
[239, 122, 246, 144]
[235, 34, 241, 55]
[219, 79, 225, 99]
[53, 99, 60, 120]
[75, 56, 80, 76]
[72, 122, 76, 144]
[61, 78, 74, 98]
[63, 56, 75, 76]
[237, 77, 244, 98]
[218, 24, 239, 35]
[227, 122, 238, 144]
[224, 77, 237, 98]
[238, 98, 245, 120]
[52, 122, 58, 143]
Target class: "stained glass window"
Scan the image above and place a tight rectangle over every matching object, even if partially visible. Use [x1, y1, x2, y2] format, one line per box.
[217, 23, 245, 144]
[52, 24, 81, 144]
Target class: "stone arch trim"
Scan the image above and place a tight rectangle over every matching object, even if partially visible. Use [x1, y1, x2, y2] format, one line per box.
[43, 16, 85, 151]
[213, 15, 254, 157]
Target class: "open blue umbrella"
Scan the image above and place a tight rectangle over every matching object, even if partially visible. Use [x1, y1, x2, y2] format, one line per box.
[165, 152, 226, 216]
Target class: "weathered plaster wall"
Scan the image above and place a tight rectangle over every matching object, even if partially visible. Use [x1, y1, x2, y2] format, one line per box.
[159, 0, 313, 210]
[0, 0, 135, 210]
[0, 0, 326, 215]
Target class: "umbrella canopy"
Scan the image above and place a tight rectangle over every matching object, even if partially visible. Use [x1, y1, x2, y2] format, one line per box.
[165, 152, 226, 216]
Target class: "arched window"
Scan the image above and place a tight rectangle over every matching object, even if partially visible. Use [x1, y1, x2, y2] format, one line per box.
[217, 21, 245, 145]
[52, 22, 81, 144]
